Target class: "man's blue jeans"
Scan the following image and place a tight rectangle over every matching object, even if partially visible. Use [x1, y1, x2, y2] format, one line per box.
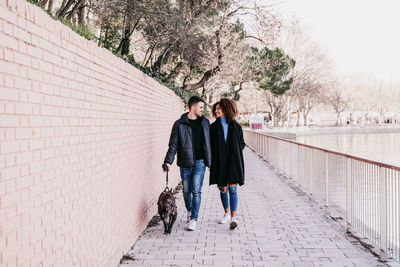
[180, 159, 206, 221]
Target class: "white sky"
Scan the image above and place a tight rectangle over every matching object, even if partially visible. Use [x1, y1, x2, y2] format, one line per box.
[271, 0, 400, 84]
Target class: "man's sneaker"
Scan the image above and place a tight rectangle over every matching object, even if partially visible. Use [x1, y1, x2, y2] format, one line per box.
[187, 211, 191, 222]
[187, 220, 196, 231]
[218, 213, 231, 224]
[230, 217, 238, 230]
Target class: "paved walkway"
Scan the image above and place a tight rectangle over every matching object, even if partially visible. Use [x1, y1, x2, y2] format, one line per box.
[119, 148, 389, 267]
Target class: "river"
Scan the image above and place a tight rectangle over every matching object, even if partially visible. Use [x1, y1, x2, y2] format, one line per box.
[295, 131, 400, 167]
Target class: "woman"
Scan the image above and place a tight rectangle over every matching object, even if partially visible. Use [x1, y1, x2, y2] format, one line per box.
[209, 98, 246, 230]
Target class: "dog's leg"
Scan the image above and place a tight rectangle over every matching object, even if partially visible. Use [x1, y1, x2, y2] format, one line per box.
[162, 217, 168, 235]
[167, 212, 177, 235]
[166, 215, 172, 235]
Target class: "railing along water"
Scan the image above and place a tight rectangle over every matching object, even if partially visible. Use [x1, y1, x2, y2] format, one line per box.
[244, 129, 400, 262]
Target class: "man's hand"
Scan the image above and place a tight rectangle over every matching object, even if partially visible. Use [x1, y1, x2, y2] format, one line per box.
[162, 163, 171, 172]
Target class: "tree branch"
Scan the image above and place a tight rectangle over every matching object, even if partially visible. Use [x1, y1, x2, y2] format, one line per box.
[183, 29, 223, 91]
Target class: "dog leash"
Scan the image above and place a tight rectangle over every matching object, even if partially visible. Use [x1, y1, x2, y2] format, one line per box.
[162, 163, 169, 188]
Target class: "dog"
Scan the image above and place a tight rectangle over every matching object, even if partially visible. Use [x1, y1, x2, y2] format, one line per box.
[157, 187, 177, 235]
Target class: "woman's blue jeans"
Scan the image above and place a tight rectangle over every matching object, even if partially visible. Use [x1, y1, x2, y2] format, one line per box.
[180, 159, 206, 221]
[220, 185, 238, 212]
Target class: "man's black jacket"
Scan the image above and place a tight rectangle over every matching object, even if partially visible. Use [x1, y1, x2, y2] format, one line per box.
[164, 113, 211, 168]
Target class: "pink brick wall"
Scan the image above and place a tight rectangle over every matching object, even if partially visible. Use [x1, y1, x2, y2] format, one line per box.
[0, 0, 185, 266]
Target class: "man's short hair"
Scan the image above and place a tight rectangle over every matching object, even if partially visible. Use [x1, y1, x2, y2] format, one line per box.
[188, 96, 205, 109]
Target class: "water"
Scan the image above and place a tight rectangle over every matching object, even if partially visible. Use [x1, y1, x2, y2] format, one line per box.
[296, 132, 400, 167]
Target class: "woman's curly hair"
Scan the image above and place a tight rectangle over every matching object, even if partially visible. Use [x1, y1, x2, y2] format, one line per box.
[211, 98, 238, 123]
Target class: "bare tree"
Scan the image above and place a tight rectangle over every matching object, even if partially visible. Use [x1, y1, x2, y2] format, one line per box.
[262, 91, 292, 127]
[281, 20, 333, 127]
[325, 86, 351, 126]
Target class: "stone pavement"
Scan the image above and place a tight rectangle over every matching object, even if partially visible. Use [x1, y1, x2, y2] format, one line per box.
[118, 148, 392, 267]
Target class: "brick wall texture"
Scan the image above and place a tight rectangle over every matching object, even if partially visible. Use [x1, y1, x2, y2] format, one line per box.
[0, 0, 185, 265]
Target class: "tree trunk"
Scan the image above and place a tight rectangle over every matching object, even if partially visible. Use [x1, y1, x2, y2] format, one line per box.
[120, 25, 132, 55]
[97, 24, 104, 46]
[272, 107, 282, 127]
[48, 0, 54, 12]
[201, 86, 206, 98]
[335, 113, 340, 126]
[143, 44, 157, 68]
[57, 0, 76, 18]
[56, 0, 67, 16]
[40, 0, 48, 7]
[67, 0, 85, 21]
[118, 5, 140, 56]
[273, 114, 280, 127]
[296, 112, 300, 127]
[303, 108, 311, 126]
[77, 0, 85, 24]
[209, 91, 214, 104]
[152, 45, 174, 73]
[103, 27, 109, 48]
[165, 62, 184, 84]
[233, 81, 243, 101]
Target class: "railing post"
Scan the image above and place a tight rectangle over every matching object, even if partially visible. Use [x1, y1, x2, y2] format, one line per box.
[325, 152, 329, 209]
[310, 148, 314, 200]
[272, 138, 275, 164]
[293, 143, 296, 179]
[256, 133, 259, 152]
[278, 141, 281, 169]
[298, 145, 301, 188]
[273, 139, 276, 165]
[264, 136, 267, 159]
[286, 142, 290, 175]
[346, 157, 353, 233]
[289, 143, 293, 179]
[379, 167, 388, 262]
[279, 141, 282, 169]
[252, 132, 254, 150]
[262, 135, 265, 158]
[296, 144, 299, 185]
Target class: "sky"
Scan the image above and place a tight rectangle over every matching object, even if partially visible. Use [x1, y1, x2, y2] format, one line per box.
[269, 0, 400, 84]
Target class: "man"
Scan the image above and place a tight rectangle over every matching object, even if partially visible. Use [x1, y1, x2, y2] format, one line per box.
[163, 96, 211, 231]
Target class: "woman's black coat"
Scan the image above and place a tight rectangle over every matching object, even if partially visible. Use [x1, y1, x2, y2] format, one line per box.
[209, 118, 246, 187]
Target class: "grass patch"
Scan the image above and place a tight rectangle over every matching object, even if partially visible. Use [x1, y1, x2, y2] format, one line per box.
[119, 253, 137, 264]
[171, 182, 183, 196]
[60, 19, 96, 41]
[146, 215, 161, 228]
[239, 120, 249, 127]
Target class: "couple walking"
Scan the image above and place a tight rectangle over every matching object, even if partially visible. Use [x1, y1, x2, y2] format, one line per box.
[163, 96, 245, 231]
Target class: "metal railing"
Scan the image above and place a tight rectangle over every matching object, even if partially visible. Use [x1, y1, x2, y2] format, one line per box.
[244, 129, 400, 262]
